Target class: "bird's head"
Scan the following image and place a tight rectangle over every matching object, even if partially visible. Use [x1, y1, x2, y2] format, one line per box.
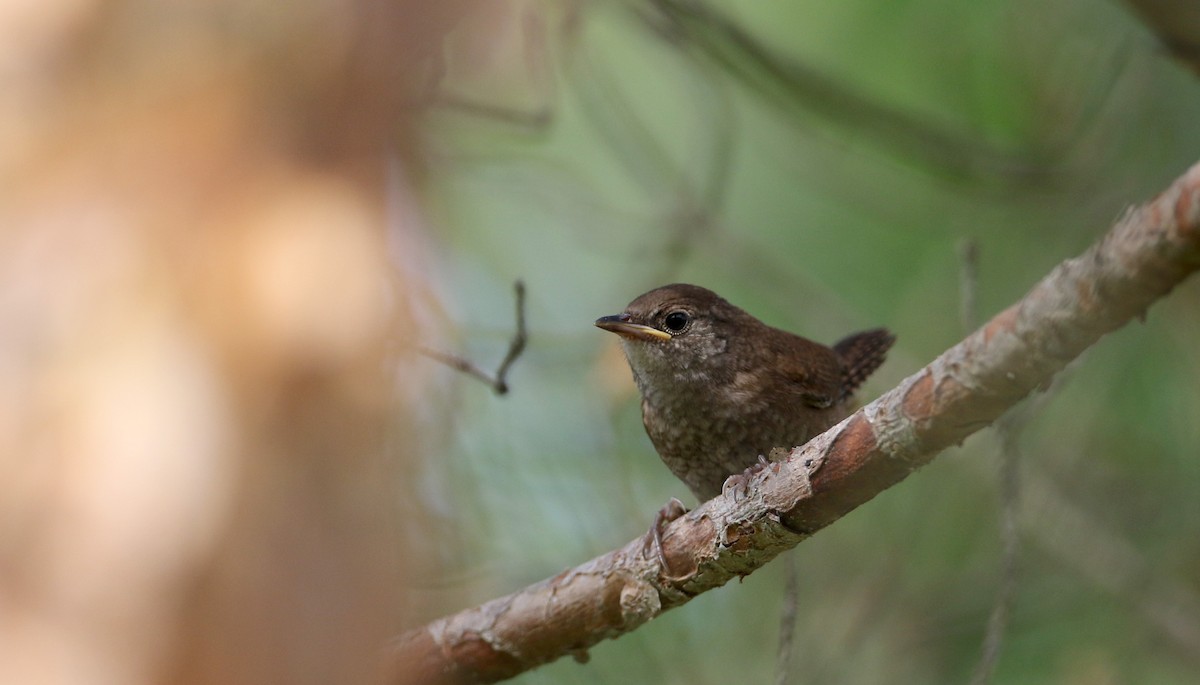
[595, 283, 743, 385]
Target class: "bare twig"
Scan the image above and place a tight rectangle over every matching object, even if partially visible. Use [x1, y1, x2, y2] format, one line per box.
[774, 554, 800, 685]
[958, 238, 1023, 685]
[491, 281, 528, 394]
[436, 96, 553, 130]
[419, 280, 528, 395]
[970, 425, 1022, 685]
[959, 238, 980, 331]
[389, 162, 1200, 684]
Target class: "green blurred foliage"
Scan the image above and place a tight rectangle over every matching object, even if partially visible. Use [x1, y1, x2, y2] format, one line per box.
[410, 0, 1200, 682]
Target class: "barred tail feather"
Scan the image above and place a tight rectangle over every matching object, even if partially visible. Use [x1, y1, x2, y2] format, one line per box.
[834, 328, 895, 399]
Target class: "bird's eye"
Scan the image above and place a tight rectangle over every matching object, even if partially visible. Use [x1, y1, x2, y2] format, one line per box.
[663, 310, 690, 333]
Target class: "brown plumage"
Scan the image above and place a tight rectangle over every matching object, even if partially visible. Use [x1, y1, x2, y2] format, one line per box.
[596, 283, 894, 501]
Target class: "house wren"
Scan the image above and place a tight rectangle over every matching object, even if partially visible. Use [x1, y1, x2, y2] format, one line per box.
[596, 283, 894, 507]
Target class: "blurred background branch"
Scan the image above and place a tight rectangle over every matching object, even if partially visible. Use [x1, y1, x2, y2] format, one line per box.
[1123, 0, 1200, 73]
[633, 0, 1057, 187]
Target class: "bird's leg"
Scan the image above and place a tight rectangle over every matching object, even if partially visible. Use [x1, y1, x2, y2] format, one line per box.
[642, 497, 688, 570]
[721, 454, 772, 502]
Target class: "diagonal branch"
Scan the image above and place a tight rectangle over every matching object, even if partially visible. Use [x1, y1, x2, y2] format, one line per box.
[388, 162, 1200, 685]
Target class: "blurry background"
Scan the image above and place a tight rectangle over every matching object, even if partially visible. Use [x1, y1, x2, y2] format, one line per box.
[3, 0, 1199, 683]
[412, 0, 1200, 684]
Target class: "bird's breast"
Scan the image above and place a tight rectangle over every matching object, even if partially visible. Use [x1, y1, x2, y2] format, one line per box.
[639, 377, 842, 500]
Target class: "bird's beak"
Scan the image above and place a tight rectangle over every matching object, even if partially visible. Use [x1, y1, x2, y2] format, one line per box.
[594, 314, 672, 341]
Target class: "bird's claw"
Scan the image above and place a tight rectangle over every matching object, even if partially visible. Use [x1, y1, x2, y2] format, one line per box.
[722, 454, 771, 502]
[643, 497, 688, 571]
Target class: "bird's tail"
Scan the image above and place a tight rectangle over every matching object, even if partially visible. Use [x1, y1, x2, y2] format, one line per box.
[833, 328, 896, 399]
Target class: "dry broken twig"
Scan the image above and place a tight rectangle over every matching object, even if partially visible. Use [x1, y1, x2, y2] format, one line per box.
[419, 281, 528, 395]
[389, 162, 1200, 685]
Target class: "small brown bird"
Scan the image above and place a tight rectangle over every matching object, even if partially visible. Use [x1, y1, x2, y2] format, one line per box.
[596, 283, 894, 514]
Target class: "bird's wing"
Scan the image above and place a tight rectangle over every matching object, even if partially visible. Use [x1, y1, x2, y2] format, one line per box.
[773, 340, 843, 409]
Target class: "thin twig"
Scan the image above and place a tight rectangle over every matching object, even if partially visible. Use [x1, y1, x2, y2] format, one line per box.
[959, 238, 1022, 685]
[970, 426, 1021, 685]
[419, 280, 528, 396]
[436, 96, 553, 131]
[492, 281, 528, 394]
[959, 238, 979, 332]
[774, 554, 800, 685]
[415, 346, 499, 387]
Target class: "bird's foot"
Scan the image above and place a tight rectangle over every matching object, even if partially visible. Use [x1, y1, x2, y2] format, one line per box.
[642, 497, 688, 571]
[722, 454, 772, 502]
